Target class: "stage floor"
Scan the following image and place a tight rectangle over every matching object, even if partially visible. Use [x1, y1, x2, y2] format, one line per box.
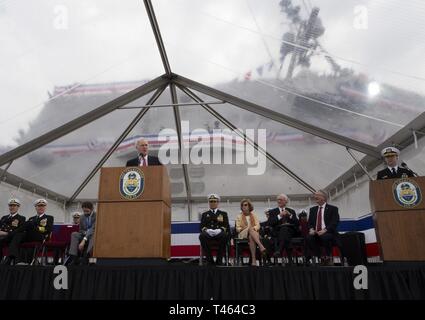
[0, 263, 424, 300]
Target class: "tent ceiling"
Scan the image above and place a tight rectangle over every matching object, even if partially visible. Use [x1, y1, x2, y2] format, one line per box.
[0, 0, 424, 207]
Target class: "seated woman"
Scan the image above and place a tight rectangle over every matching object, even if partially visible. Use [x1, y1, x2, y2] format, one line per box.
[236, 199, 267, 266]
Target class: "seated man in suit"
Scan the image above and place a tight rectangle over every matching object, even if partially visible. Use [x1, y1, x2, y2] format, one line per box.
[306, 190, 340, 266]
[377, 147, 414, 180]
[0, 199, 26, 262]
[199, 194, 230, 266]
[66, 202, 96, 265]
[267, 193, 299, 264]
[3, 198, 54, 265]
[126, 139, 162, 167]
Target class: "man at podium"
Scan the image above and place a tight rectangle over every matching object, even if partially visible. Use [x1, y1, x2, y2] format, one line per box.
[126, 139, 162, 167]
[377, 147, 414, 180]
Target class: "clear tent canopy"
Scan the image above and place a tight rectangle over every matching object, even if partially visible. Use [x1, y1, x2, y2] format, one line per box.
[0, 0, 424, 218]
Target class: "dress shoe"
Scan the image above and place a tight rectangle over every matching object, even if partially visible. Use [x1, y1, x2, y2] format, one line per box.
[63, 255, 73, 266]
[204, 260, 215, 266]
[321, 257, 334, 266]
[79, 257, 89, 265]
[2, 256, 15, 265]
[70, 256, 81, 266]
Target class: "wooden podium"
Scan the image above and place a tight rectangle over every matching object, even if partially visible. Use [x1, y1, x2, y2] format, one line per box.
[370, 177, 425, 261]
[93, 166, 171, 259]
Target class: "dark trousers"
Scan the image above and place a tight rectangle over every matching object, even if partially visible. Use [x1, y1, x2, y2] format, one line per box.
[277, 226, 296, 255]
[8, 231, 45, 259]
[306, 232, 335, 257]
[199, 231, 227, 264]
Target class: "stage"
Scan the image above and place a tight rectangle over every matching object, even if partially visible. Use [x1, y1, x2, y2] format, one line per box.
[0, 263, 424, 300]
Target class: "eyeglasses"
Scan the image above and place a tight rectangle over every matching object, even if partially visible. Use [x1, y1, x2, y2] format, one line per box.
[209, 200, 218, 203]
[36, 204, 46, 207]
[242, 203, 249, 206]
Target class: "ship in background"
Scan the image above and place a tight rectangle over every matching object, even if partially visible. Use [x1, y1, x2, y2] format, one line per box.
[3, 1, 425, 201]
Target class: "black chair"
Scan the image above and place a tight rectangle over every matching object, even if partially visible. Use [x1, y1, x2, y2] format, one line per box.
[268, 224, 303, 266]
[331, 233, 347, 266]
[259, 224, 277, 265]
[288, 237, 306, 265]
[233, 226, 266, 266]
[199, 234, 231, 266]
[19, 234, 50, 265]
[306, 232, 346, 266]
[234, 238, 249, 266]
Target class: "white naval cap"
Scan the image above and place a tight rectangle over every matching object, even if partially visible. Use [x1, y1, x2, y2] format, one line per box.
[8, 198, 20, 206]
[381, 147, 400, 157]
[34, 198, 48, 206]
[207, 193, 220, 201]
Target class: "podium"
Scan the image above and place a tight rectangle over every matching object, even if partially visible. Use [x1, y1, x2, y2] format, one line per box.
[370, 177, 425, 261]
[93, 166, 171, 259]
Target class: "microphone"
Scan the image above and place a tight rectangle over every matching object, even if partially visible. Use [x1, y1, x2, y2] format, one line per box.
[401, 161, 418, 177]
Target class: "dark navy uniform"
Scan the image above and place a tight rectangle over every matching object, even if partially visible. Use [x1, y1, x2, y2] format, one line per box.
[377, 167, 414, 180]
[0, 213, 26, 234]
[0, 213, 26, 260]
[377, 147, 415, 180]
[7, 214, 54, 262]
[199, 209, 230, 265]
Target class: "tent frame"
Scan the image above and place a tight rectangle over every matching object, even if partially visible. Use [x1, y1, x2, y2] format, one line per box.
[1, 0, 424, 212]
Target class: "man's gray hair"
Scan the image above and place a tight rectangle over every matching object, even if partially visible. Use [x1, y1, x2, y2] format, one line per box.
[277, 193, 288, 201]
[135, 138, 148, 147]
[315, 189, 328, 201]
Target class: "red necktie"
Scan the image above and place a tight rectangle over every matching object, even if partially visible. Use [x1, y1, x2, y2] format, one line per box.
[141, 157, 147, 167]
[316, 207, 322, 231]
[280, 208, 286, 223]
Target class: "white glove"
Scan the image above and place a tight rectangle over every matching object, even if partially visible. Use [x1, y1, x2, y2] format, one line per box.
[214, 229, 222, 236]
[206, 229, 214, 236]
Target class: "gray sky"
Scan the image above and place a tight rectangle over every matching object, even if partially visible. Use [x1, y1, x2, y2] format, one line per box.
[0, 0, 424, 146]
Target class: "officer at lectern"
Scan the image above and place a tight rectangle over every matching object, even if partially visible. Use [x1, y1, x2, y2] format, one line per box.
[376, 147, 415, 180]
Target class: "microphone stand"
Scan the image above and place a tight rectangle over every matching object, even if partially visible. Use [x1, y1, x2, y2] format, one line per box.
[401, 162, 418, 177]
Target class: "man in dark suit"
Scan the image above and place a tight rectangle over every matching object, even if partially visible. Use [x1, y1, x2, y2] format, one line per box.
[306, 190, 340, 266]
[126, 139, 161, 167]
[0, 199, 26, 262]
[267, 193, 299, 264]
[3, 198, 54, 265]
[199, 194, 230, 266]
[377, 147, 414, 180]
